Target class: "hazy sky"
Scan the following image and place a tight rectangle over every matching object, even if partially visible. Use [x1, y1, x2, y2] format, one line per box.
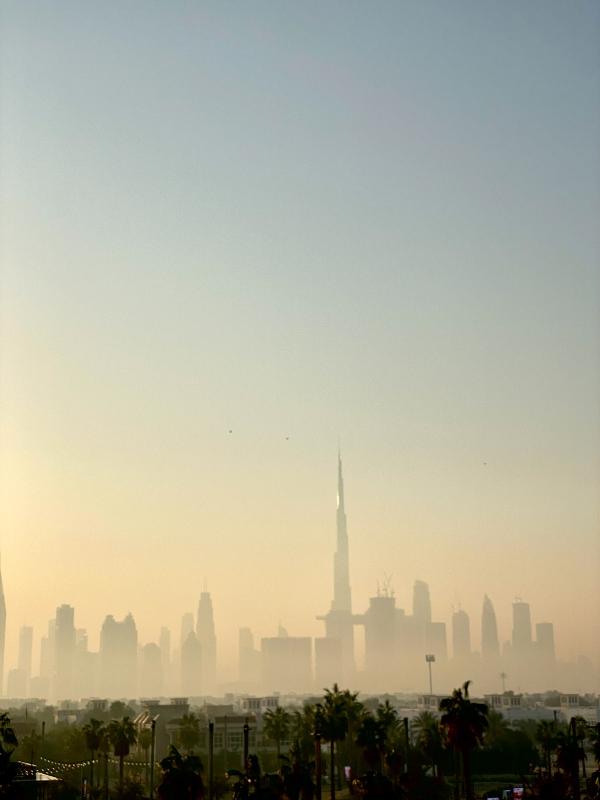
[1, 1, 599, 681]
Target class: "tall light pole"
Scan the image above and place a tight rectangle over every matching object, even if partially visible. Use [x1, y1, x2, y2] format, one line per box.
[149, 715, 159, 800]
[500, 672, 507, 693]
[208, 721, 214, 800]
[425, 654, 436, 696]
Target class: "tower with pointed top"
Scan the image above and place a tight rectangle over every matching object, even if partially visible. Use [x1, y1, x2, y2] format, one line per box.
[317, 452, 355, 680]
[196, 590, 217, 694]
[333, 451, 352, 613]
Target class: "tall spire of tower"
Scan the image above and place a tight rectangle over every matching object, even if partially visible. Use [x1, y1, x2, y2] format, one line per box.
[333, 451, 352, 613]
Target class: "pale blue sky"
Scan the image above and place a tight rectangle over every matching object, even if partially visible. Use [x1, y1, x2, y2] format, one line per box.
[1, 1, 599, 676]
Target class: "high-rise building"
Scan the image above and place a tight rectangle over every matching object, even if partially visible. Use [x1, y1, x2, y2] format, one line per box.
[18, 626, 33, 686]
[54, 605, 76, 700]
[512, 599, 532, 655]
[39, 620, 55, 685]
[314, 637, 342, 689]
[360, 593, 398, 688]
[100, 613, 138, 698]
[317, 452, 355, 679]
[197, 592, 217, 694]
[159, 627, 171, 691]
[180, 613, 194, 649]
[75, 628, 94, 698]
[0, 559, 6, 696]
[413, 581, 432, 627]
[239, 627, 259, 686]
[141, 643, 163, 697]
[452, 610, 471, 660]
[181, 632, 202, 697]
[426, 621, 448, 661]
[536, 622, 555, 662]
[6, 669, 27, 697]
[481, 595, 500, 659]
[261, 635, 312, 692]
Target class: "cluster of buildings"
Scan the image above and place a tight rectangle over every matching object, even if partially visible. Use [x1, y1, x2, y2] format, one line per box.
[0, 454, 596, 702]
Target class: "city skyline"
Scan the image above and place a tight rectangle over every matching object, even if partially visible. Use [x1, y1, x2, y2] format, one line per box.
[0, 454, 596, 697]
[1, 2, 598, 694]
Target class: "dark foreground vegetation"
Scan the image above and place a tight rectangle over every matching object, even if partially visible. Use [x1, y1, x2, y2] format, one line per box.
[1, 682, 599, 800]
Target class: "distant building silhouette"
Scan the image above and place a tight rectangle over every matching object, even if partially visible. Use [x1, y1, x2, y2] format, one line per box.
[141, 642, 163, 697]
[197, 591, 217, 693]
[314, 636, 342, 688]
[359, 592, 398, 689]
[512, 599, 532, 655]
[413, 580, 432, 627]
[159, 626, 171, 690]
[180, 613, 194, 648]
[536, 622, 556, 662]
[261, 634, 312, 693]
[481, 595, 500, 659]
[39, 620, 55, 688]
[426, 621, 448, 661]
[452, 609, 471, 659]
[18, 625, 33, 693]
[238, 627, 260, 687]
[100, 613, 138, 698]
[181, 631, 202, 696]
[317, 452, 355, 681]
[54, 605, 76, 700]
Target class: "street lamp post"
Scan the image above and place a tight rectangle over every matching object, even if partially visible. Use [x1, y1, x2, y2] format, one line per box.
[208, 721, 214, 800]
[149, 715, 159, 800]
[425, 654, 436, 696]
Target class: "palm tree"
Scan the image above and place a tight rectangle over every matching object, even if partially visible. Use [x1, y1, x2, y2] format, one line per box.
[289, 705, 316, 764]
[108, 717, 138, 797]
[263, 707, 292, 760]
[439, 681, 488, 800]
[179, 714, 202, 754]
[314, 684, 349, 800]
[412, 711, 444, 778]
[556, 725, 585, 800]
[83, 719, 106, 792]
[536, 719, 559, 777]
[158, 746, 204, 800]
[376, 701, 399, 748]
[337, 688, 363, 782]
[355, 713, 385, 772]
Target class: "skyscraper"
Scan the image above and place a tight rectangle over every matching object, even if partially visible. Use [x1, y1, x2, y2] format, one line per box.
[181, 632, 202, 696]
[180, 613, 194, 649]
[333, 452, 352, 614]
[512, 599, 532, 655]
[100, 613, 138, 698]
[18, 625, 34, 693]
[0, 559, 5, 696]
[159, 626, 171, 691]
[413, 581, 432, 627]
[141, 643, 163, 697]
[536, 622, 556, 662]
[452, 609, 471, 659]
[54, 605, 76, 700]
[481, 595, 500, 659]
[196, 591, 217, 694]
[239, 627, 259, 687]
[317, 452, 355, 679]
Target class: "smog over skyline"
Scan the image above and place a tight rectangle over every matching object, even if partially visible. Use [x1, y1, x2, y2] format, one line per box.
[1, 0, 599, 701]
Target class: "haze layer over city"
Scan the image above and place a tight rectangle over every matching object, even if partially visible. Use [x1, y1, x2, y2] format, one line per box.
[1, 1, 599, 700]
